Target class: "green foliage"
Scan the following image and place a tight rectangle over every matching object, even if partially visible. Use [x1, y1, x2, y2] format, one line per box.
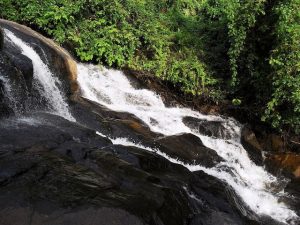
[203, 0, 266, 86]
[263, 0, 300, 132]
[0, 0, 217, 96]
[1, 0, 300, 133]
[232, 98, 242, 106]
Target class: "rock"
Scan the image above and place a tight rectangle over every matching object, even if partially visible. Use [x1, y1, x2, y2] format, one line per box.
[0, 79, 12, 118]
[0, 112, 260, 225]
[0, 27, 3, 51]
[269, 134, 285, 152]
[266, 153, 300, 214]
[241, 126, 263, 165]
[71, 96, 161, 143]
[266, 153, 300, 178]
[183, 116, 232, 139]
[0, 19, 78, 95]
[66, 58, 78, 93]
[0, 44, 34, 115]
[156, 133, 223, 167]
[190, 171, 264, 225]
[0, 113, 190, 225]
[258, 133, 286, 153]
[0, 40, 34, 116]
[285, 178, 300, 213]
[289, 137, 300, 154]
[0, 207, 144, 225]
[5, 52, 33, 90]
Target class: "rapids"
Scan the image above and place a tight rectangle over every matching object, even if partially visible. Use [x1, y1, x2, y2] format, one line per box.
[78, 64, 298, 224]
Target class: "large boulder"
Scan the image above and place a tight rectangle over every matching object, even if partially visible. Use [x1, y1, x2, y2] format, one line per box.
[0, 112, 256, 225]
[0, 19, 78, 96]
[156, 133, 223, 167]
[183, 116, 233, 139]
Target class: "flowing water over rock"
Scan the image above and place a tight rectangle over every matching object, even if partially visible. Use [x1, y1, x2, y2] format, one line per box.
[78, 63, 298, 224]
[4, 29, 74, 121]
[0, 23, 299, 225]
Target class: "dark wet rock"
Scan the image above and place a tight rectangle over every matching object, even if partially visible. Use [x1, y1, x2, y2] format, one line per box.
[0, 27, 3, 51]
[241, 126, 263, 166]
[189, 170, 263, 225]
[285, 178, 300, 215]
[0, 206, 144, 225]
[0, 112, 261, 225]
[190, 211, 243, 225]
[5, 52, 33, 89]
[0, 26, 35, 116]
[156, 133, 223, 167]
[0, 113, 188, 225]
[0, 79, 11, 118]
[71, 96, 162, 143]
[183, 116, 232, 139]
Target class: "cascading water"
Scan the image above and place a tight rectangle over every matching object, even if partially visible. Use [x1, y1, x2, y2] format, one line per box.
[4, 29, 75, 121]
[0, 75, 18, 114]
[78, 63, 298, 224]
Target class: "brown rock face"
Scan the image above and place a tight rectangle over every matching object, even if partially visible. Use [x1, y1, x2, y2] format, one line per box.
[259, 134, 285, 152]
[266, 153, 300, 178]
[0, 19, 78, 95]
[66, 58, 78, 93]
[269, 134, 285, 152]
[241, 127, 263, 165]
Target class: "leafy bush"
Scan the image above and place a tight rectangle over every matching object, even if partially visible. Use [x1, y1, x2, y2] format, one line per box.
[263, 0, 300, 132]
[0, 0, 217, 96]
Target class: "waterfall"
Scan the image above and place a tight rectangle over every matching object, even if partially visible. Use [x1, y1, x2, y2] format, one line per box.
[4, 29, 75, 121]
[0, 75, 18, 114]
[78, 63, 298, 224]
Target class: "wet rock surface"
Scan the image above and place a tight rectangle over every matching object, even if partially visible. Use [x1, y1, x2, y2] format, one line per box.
[240, 127, 263, 166]
[0, 113, 260, 225]
[183, 116, 233, 140]
[0, 27, 3, 50]
[156, 133, 223, 167]
[0, 42, 33, 117]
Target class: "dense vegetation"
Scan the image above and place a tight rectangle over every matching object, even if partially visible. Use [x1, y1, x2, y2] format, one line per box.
[1, 0, 299, 134]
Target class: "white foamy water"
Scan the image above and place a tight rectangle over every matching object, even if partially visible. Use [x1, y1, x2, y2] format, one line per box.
[4, 29, 75, 121]
[80, 64, 298, 224]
